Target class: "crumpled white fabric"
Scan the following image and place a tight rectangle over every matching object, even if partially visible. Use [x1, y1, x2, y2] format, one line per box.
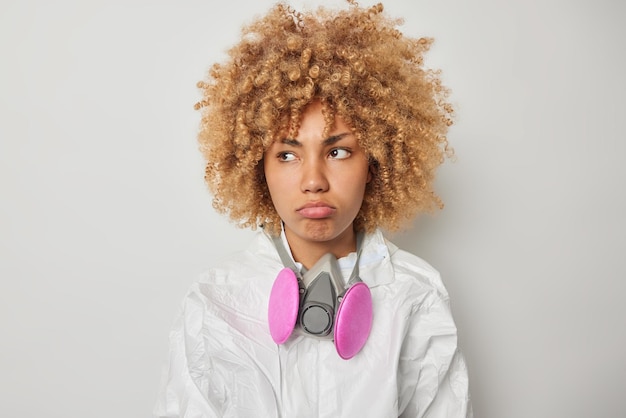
[154, 229, 472, 417]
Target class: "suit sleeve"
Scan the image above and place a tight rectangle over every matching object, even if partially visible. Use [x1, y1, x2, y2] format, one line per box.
[397, 292, 472, 418]
[153, 287, 221, 418]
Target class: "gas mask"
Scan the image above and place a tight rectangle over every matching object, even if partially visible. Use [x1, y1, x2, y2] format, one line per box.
[267, 232, 373, 359]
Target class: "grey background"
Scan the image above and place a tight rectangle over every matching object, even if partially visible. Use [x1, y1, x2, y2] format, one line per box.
[1, 0, 624, 417]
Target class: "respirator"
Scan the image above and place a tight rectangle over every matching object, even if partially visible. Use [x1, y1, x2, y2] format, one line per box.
[267, 233, 373, 359]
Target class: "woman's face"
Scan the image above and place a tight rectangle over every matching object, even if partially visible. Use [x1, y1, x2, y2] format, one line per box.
[264, 101, 371, 263]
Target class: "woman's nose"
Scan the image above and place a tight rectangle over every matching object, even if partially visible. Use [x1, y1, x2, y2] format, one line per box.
[300, 159, 329, 193]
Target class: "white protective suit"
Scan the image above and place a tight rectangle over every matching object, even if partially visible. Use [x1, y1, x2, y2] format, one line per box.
[154, 229, 472, 418]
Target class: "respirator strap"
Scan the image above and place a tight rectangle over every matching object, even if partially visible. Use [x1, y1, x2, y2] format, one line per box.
[347, 232, 365, 286]
[271, 234, 302, 280]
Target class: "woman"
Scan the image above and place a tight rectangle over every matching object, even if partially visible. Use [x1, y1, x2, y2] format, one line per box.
[155, 1, 471, 416]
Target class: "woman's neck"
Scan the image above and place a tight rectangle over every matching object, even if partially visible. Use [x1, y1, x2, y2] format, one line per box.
[284, 227, 357, 270]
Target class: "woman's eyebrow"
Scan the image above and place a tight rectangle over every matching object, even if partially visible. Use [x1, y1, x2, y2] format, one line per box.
[280, 132, 351, 147]
[280, 138, 302, 147]
[323, 132, 351, 146]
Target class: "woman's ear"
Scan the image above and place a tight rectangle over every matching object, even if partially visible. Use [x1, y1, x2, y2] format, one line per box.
[367, 160, 378, 183]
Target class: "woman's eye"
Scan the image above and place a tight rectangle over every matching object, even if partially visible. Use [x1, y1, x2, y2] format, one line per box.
[329, 148, 351, 159]
[278, 152, 297, 162]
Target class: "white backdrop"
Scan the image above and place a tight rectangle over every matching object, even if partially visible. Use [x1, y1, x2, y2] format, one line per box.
[1, 0, 625, 417]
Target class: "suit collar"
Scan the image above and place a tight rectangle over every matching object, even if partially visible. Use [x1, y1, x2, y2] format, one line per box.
[256, 228, 395, 288]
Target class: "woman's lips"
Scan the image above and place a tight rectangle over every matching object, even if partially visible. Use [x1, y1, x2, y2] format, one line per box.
[297, 203, 335, 219]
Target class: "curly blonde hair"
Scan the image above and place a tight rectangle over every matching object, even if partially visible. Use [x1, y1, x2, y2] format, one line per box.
[195, 1, 453, 235]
